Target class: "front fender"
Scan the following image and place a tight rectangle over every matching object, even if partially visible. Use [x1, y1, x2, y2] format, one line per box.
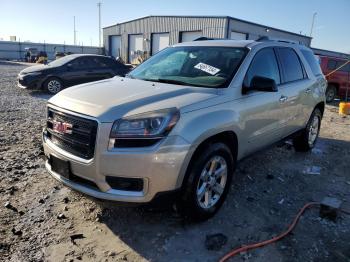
[173, 107, 242, 188]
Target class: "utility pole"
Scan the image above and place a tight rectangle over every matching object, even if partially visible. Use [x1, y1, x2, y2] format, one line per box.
[74, 16, 77, 45]
[97, 2, 102, 47]
[310, 12, 317, 37]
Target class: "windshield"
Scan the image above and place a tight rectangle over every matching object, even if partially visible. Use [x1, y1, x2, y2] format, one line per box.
[128, 46, 247, 88]
[48, 55, 76, 67]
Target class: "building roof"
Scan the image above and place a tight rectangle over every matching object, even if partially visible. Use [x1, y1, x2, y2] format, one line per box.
[103, 15, 311, 39]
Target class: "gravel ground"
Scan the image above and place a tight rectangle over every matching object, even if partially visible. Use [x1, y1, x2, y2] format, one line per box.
[0, 61, 350, 262]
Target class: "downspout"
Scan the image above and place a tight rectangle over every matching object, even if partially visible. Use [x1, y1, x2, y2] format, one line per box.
[225, 17, 230, 39]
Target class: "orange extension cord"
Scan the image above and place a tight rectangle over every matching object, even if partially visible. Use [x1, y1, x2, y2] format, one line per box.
[219, 202, 320, 262]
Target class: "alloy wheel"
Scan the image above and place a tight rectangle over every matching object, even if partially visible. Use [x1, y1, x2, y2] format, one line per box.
[308, 115, 320, 146]
[196, 156, 228, 209]
[47, 80, 62, 94]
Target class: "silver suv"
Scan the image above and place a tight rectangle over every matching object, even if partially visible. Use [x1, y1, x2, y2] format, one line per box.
[42, 39, 326, 220]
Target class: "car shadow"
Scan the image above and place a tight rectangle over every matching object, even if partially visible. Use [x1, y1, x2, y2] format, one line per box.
[28, 90, 54, 100]
[0, 60, 31, 67]
[92, 136, 350, 261]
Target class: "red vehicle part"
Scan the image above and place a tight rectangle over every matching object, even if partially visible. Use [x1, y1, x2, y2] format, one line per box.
[319, 56, 350, 102]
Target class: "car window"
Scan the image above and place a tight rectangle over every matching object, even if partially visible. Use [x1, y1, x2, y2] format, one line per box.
[337, 60, 350, 72]
[70, 57, 94, 69]
[327, 59, 338, 70]
[301, 50, 323, 76]
[92, 57, 110, 68]
[277, 48, 305, 83]
[245, 48, 280, 87]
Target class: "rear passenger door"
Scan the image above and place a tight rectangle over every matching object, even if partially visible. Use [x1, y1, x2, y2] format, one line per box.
[240, 47, 285, 154]
[63, 57, 96, 86]
[87, 57, 115, 81]
[275, 47, 311, 136]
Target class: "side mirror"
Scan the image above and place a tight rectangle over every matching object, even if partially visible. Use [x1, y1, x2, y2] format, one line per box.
[243, 76, 278, 94]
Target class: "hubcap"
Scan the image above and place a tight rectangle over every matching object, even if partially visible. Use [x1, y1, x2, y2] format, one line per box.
[47, 80, 62, 93]
[196, 156, 227, 209]
[326, 89, 335, 102]
[308, 115, 319, 146]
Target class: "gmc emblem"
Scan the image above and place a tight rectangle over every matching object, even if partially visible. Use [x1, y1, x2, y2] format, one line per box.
[52, 121, 73, 134]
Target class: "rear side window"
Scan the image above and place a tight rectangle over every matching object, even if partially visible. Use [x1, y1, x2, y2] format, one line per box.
[277, 48, 304, 83]
[301, 50, 323, 76]
[327, 59, 337, 70]
[92, 57, 111, 68]
[70, 57, 94, 69]
[245, 48, 280, 86]
[338, 60, 350, 72]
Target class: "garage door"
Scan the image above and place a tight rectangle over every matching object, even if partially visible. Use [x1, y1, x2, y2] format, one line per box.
[110, 35, 121, 57]
[180, 31, 202, 43]
[230, 31, 247, 40]
[151, 33, 170, 55]
[129, 34, 144, 64]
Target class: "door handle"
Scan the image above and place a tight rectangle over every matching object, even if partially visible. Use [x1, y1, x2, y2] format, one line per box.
[279, 95, 288, 103]
[305, 88, 311, 94]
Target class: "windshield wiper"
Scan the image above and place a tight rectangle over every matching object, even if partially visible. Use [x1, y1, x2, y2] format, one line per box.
[154, 78, 202, 87]
[125, 74, 134, 79]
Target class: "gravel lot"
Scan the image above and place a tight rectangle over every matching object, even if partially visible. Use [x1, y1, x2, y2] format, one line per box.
[1, 61, 350, 262]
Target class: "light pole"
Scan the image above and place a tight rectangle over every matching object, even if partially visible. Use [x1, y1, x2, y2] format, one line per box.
[310, 12, 317, 37]
[74, 16, 77, 45]
[97, 2, 102, 47]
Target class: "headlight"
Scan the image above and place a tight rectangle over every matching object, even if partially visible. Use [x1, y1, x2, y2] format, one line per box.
[109, 108, 180, 148]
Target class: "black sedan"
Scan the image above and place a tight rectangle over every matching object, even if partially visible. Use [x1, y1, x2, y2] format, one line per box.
[17, 54, 132, 94]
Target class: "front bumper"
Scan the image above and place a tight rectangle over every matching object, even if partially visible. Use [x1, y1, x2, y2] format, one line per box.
[17, 74, 43, 90]
[42, 113, 192, 203]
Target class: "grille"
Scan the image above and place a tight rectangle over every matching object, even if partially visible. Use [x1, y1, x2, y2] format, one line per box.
[46, 107, 98, 159]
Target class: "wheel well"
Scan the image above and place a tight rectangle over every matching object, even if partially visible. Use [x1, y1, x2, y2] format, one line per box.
[41, 76, 64, 89]
[181, 131, 238, 188]
[328, 82, 339, 91]
[315, 101, 325, 117]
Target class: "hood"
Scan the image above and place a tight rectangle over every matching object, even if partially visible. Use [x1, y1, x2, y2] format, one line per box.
[20, 64, 49, 74]
[48, 77, 218, 122]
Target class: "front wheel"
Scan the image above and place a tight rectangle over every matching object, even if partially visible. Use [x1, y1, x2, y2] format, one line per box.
[293, 108, 322, 152]
[44, 77, 64, 94]
[177, 142, 235, 221]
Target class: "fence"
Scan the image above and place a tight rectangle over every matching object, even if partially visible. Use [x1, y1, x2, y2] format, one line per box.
[0, 41, 104, 61]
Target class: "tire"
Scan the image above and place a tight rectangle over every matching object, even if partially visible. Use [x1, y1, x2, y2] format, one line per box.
[44, 77, 64, 94]
[177, 142, 235, 221]
[293, 108, 322, 152]
[325, 85, 337, 103]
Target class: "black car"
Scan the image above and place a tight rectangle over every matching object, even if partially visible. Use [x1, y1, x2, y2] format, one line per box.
[17, 54, 132, 94]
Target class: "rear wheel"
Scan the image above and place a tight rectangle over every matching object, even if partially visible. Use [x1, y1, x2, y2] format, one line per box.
[325, 85, 337, 103]
[177, 142, 235, 221]
[293, 108, 322, 152]
[44, 77, 63, 94]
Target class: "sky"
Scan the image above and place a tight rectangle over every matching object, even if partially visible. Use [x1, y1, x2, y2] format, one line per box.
[0, 0, 349, 53]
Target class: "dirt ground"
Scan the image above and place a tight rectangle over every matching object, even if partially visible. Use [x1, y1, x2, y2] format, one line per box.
[1, 61, 350, 262]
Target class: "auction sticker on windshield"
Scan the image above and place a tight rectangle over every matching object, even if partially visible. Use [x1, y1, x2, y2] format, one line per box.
[194, 63, 220, 75]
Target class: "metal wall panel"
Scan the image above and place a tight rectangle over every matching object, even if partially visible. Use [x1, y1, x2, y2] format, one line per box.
[228, 18, 312, 46]
[103, 16, 227, 63]
[0, 41, 103, 60]
[103, 16, 312, 63]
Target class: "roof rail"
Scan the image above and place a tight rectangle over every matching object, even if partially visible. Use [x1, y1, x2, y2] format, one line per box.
[193, 37, 223, 41]
[256, 36, 303, 45]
